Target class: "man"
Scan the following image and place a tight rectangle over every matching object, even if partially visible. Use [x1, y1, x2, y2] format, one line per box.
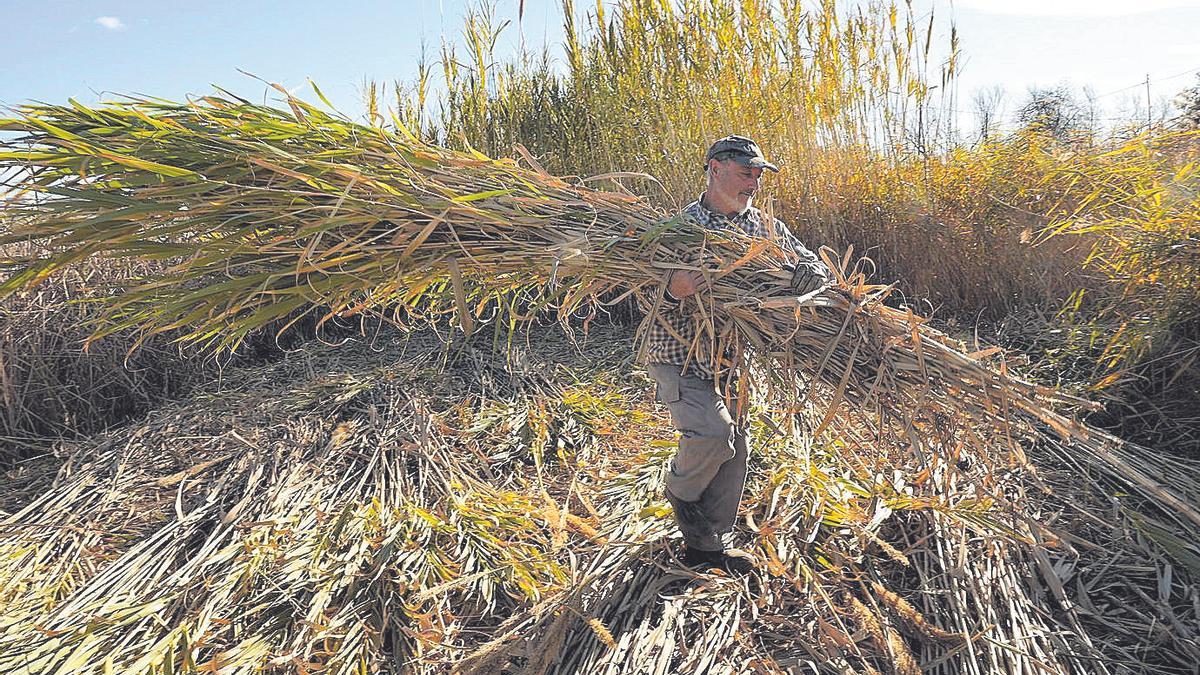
[645, 135, 830, 574]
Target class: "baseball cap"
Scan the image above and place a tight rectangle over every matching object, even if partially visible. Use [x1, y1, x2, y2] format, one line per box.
[704, 135, 779, 172]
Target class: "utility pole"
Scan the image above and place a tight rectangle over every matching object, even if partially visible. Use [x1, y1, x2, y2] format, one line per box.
[1146, 73, 1152, 129]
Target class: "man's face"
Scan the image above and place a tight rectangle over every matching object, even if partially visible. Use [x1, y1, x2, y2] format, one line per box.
[708, 158, 763, 212]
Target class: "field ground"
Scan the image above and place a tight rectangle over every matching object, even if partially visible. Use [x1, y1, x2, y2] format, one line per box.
[2, 315, 1197, 673]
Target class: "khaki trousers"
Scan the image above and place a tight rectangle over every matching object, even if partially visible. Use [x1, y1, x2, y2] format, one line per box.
[647, 362, 748, 552]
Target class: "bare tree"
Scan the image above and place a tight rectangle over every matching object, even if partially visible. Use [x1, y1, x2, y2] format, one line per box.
[1015, 85, 1086, 143]
[971, 85, 1006, 143]
[1080, 85, 1099, 142]
[1173, 73, 1200, 129]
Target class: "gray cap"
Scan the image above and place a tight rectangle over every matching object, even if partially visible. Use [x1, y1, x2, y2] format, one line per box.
[704, 135, 779, 172]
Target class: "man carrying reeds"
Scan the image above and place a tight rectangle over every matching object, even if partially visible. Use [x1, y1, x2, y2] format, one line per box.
[647, 135, 829, 575]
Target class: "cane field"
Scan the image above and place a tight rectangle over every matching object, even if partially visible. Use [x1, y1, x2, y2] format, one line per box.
[1, 0, 1198, 673]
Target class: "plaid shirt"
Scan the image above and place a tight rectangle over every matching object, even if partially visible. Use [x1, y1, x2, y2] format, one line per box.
[643, 195, 828, 380]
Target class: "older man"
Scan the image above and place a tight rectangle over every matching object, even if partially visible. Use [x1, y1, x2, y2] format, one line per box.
[645, 135, 830, 574]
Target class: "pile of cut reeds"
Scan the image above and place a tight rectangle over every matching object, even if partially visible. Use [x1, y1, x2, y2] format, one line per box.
[1, 91, 1199, 672]
[0, 326, 1194, 674]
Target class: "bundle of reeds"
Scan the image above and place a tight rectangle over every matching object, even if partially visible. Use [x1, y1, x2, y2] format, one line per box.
[1, 91, 1199, 672]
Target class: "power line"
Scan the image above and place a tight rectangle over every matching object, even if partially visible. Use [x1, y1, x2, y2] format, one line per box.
[1093, 66, 1200, 99]
[940, 66, 1200, 117]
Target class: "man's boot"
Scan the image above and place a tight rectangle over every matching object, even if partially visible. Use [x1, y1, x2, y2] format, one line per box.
[680, 545, 757, 575]
[666, 489, 757, 575]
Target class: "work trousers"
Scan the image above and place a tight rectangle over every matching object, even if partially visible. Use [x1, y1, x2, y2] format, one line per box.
[646, 362, 749, 552]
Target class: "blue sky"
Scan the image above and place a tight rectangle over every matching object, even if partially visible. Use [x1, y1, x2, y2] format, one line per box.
[932, 0, 1200, 129]
[0, 1, 570, 115]
[2, 1, 1199, 132]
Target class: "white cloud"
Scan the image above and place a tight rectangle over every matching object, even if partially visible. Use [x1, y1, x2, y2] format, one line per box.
[955, 0, 1198, 16]
[1167, 44, 1200, 56]
[94, 16, 126, 30]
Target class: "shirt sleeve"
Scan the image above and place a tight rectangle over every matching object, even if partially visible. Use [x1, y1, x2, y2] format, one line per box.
[662, 283, 683, 305]
[773, 217, 831, 278]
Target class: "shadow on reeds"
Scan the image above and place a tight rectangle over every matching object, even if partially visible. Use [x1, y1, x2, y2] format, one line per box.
[0, 272, 366, 465]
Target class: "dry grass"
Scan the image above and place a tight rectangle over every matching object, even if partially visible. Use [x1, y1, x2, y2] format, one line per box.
[0, 238, 369, 460]
[0, 247, 207, 456]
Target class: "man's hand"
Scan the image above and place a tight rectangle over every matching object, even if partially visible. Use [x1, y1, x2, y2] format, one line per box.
[667, 270, 704, 299]
[789, 263, 829, 295]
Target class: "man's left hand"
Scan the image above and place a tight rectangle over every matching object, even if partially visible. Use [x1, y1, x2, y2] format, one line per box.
[789, 263, 829, 295]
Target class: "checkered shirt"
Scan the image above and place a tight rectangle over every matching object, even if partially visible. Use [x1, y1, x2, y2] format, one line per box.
[643, 195, 828, 380]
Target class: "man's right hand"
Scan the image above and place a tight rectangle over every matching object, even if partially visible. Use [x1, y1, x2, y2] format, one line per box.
[667, 270, 704, 299]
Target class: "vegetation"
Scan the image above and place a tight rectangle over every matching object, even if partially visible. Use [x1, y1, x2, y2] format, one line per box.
[0, 0, 1198, 673]
[0, 252, 200, 454]
[403, 0, 1200, 453]
[2, 327, 1198, 673]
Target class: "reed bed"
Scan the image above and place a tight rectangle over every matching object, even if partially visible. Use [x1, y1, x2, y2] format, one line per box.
[418, 0, 1200, 454]
[1, 92, 1199, 672]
